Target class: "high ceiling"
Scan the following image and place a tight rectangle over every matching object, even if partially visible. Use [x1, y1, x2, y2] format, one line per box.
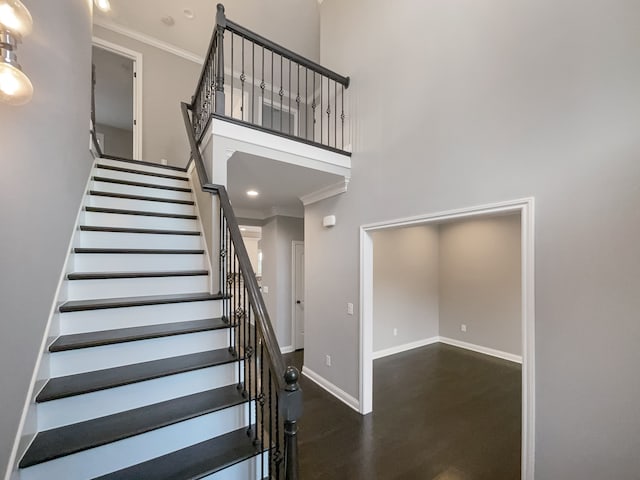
[94, 0, 321, 62]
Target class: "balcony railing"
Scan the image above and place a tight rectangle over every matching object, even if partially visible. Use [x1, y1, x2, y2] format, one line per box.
[190, 3, 351, 155]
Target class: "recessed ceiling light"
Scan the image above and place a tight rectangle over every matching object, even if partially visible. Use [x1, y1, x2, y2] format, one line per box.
[246, 190, 259, 197]
[240, 227, 247, 231]
[183, 8, 195, 19]
[161, 15, 175, 26]
[94, 0, 111, 13]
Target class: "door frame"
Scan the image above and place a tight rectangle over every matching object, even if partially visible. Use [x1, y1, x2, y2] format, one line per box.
[359, 197, 535, 480]
[92, 37, 143, 160]
[291, 240, 304, 350]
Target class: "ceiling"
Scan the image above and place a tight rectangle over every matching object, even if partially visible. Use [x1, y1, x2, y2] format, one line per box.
[227, 152, 344, 218]
[93, 46, 134, 130]
[94, 0, 321, 62]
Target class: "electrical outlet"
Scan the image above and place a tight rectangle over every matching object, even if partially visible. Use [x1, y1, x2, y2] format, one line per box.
[347, 303, 354, 315]
[393, 328, 398, 336]
[461, 324, 467, 332]
[325, 355, 332, 367]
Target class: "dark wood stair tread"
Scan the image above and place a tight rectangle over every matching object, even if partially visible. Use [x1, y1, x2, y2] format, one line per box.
[67, 270, 209, 280]
[59, 292, 225, 312]
[94, 427, 262, 480]
[20, 385, 246, 468]
[79, 225, 200, 236]
[89, 190, 195, 206]
[96, 164, 189, 182]
[93, 176, 192, 193]
[74, 248, 204, 254]
[49, 318, 227, 352]
[36, 349, 239, 402]
[100, 154, 187, 172]
[85, 206, 197, 220]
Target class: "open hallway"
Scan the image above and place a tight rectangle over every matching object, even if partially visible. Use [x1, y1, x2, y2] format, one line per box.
[287, 344, 521, 479]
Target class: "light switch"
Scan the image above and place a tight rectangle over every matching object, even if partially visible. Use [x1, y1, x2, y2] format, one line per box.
[347, 303, 354, 315]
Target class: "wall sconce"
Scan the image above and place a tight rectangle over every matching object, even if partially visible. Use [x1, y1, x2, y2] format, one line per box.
[0, 0, 33, 105]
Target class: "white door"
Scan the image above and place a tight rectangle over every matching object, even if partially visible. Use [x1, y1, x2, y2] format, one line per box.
[292, 242, 305, 349]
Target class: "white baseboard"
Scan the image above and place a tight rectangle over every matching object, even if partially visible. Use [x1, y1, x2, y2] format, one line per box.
[372, 336, 439, 360]
[280, 345, 295, 354]
[301, 367, 360, 413]
[438, 336, 522, 364]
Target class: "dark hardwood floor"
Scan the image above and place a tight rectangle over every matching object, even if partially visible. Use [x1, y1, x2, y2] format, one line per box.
[285, 343, 521, 480]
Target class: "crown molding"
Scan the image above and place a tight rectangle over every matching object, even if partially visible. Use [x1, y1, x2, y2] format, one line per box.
[93, 18, 205, 64]
[300, 178, 349, 206]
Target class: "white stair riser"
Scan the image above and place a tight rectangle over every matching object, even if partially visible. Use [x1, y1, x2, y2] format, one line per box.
[38, 364, 241, 430]
[72, 253, 207, 273]
[65, 275, 210, 300]
[203, 454, 265, 480]
[78, 231, 202, 250]
[84, 211, 199, 230]
[49, 330, 229, 376]
[98, 158, 187, 177]
[87, 195, 196, 216]
[22, 403, 252, 480]
[59, 300, 222, 334]
[91, 180, 193, 202]
[95, 167, 189, 189]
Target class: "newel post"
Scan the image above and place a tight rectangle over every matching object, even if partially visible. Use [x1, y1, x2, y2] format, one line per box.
[214, 3, 226, 115]
[281, 366, 303, 480]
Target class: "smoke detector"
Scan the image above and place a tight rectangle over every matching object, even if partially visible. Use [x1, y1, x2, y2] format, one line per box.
[161, 15, 175, 26]
[183, 9, 195, 19]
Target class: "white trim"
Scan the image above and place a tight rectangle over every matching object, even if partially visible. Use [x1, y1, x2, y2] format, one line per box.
[372, 336, 439, 360]
[300, 179, 349, 206]
[280, 345, 296, 354]
[92, 36, 144, 161]
[438, 337, 522, 364]
[359, 197, 535, 480]
[291, 241, 304, 350]
[93, 19, 204, 64]
[187, 170, 215, 294]
[4, 158, 98, 480]
[302, 367, 360, 413]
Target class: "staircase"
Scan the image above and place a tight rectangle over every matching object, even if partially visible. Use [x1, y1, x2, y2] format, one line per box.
[18, 157, 267, 479]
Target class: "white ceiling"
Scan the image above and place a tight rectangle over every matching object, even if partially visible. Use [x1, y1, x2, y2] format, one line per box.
[94, 0, 320, 62]
[227, 152, 344, 218]
[93, 46, 134, 130]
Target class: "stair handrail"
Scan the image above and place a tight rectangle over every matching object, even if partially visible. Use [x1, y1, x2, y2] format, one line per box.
[90, 63, 103, 158]
[181, 101, 302, 479]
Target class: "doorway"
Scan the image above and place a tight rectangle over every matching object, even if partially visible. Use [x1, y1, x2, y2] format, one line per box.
[292, 241, 305, 349]
[92, 38, 142, 160]
[359, 197, 535, 480]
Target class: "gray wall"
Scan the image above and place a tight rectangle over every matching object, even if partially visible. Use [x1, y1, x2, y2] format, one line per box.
[0, 0, 92, 473]
[95, 123, 133, 158]
[259, 216, 304, 348]
[93, 25, 202, 167]
[439, 215, 521, 355]
[372, 226, 439, 352]
[311, 0, 640, 478]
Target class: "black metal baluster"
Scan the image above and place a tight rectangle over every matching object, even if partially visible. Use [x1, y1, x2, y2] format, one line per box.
[341, 84, 345, 150]
[280, 55, 283, 132]
[271, 50, 274, 129]
[334, 80, 337, 148]
[259, 342, 265, 477]
[252, 42, 255, 124]
[326, 77, 331, 147]
[214, 4, 225, 115]
[241, 37, 245, 122]
[320, 75, 323, 145]
[260, 46, 265, 126]
[305, 68, 308, 140]
[230, 31, 234, 118]
[296, 64, 300, 137]
[275, 390, 281, 480]
[312, 71, 316, 142]
[288, 59, 292, 135]
[268, 371, 273, 478]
